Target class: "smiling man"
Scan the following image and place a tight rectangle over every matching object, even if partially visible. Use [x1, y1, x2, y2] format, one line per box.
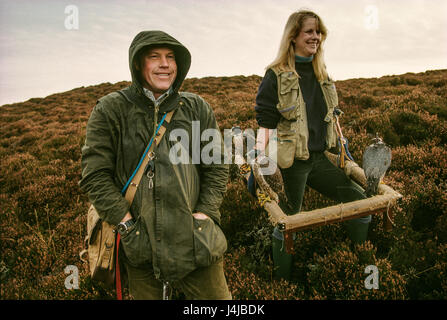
[137, 46, 177, 98]
[80, 31, 231, 300]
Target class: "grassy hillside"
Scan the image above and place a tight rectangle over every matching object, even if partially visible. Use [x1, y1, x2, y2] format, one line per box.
[1, 70, 446, 299]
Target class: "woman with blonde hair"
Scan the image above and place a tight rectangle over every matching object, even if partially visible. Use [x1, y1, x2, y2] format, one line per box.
[253, 10, 371, 281]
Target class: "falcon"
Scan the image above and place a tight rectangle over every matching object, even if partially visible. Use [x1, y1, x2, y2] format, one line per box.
[362, 136, 392, 197]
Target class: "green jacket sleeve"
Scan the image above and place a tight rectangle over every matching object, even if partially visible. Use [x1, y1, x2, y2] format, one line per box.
[79, 102, 129, 226]
[193, 99, 229, 225]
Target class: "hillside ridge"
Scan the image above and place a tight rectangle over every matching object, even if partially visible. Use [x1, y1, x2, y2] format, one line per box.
[0, 68, 446, 299]
[1, 69, 446, 108]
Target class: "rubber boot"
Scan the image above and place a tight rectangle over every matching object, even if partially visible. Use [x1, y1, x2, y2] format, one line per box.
[345, 218, 370, 244]
[272, 236, 293, 281]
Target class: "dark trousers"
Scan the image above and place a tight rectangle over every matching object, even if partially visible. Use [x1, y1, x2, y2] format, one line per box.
[125, 258, 232, 300]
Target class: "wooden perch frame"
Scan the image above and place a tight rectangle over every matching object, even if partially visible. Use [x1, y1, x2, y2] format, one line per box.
[251, 152, 403, 254]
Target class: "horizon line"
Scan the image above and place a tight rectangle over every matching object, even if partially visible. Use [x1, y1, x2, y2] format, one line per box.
[1, 68, 446, 107]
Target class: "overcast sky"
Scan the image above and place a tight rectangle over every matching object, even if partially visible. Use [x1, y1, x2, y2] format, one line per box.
[0, 0, 446, 105]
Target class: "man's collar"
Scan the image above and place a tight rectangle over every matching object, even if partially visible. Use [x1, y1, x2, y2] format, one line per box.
[143, 87, 173, 104]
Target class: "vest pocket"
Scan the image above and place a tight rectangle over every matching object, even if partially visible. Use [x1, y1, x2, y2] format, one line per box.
[277, 102, 299, 120]
[295, 131, 310, 160]
[193, 217, 227, 267]
[277, 72, 299, 120]
[276, 133, 297, 169]
[326, 120, 337, 149]
[280, 72, 299, 94]
[120, 217, 152, 267]
[322, 81, 338, 108]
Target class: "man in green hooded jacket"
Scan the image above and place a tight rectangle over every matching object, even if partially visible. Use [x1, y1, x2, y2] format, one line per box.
[79, 30, 231, 299]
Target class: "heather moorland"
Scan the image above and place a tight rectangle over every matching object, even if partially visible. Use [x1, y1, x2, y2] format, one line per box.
[1, 69, 446, 299]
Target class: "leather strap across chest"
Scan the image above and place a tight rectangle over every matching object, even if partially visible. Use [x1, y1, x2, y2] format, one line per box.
[123, 109, 175, 205]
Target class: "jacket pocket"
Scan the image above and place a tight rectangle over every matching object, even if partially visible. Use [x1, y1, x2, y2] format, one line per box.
[276, 133, 296, 169]
[120, 217, 152, 267]
[193, 217, 227, 268]
[277, 72, 299, 120]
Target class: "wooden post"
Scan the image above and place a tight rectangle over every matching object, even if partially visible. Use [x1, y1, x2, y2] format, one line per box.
[284, 193, 399, 233]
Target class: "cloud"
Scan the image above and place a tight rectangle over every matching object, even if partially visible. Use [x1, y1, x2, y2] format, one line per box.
[0, 0, 446, 105]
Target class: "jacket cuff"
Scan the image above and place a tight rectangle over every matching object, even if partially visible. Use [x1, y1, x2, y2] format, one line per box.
[93, 197, 130, 227]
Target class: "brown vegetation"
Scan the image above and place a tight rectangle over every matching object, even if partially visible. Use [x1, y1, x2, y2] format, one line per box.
[1, 70, 446, 299]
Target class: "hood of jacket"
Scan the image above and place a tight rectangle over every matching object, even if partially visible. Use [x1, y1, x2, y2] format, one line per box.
[128, 30, 191, 98]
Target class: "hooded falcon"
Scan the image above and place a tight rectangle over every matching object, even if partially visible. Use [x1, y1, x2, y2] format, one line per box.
[362, 137, 392, 197]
